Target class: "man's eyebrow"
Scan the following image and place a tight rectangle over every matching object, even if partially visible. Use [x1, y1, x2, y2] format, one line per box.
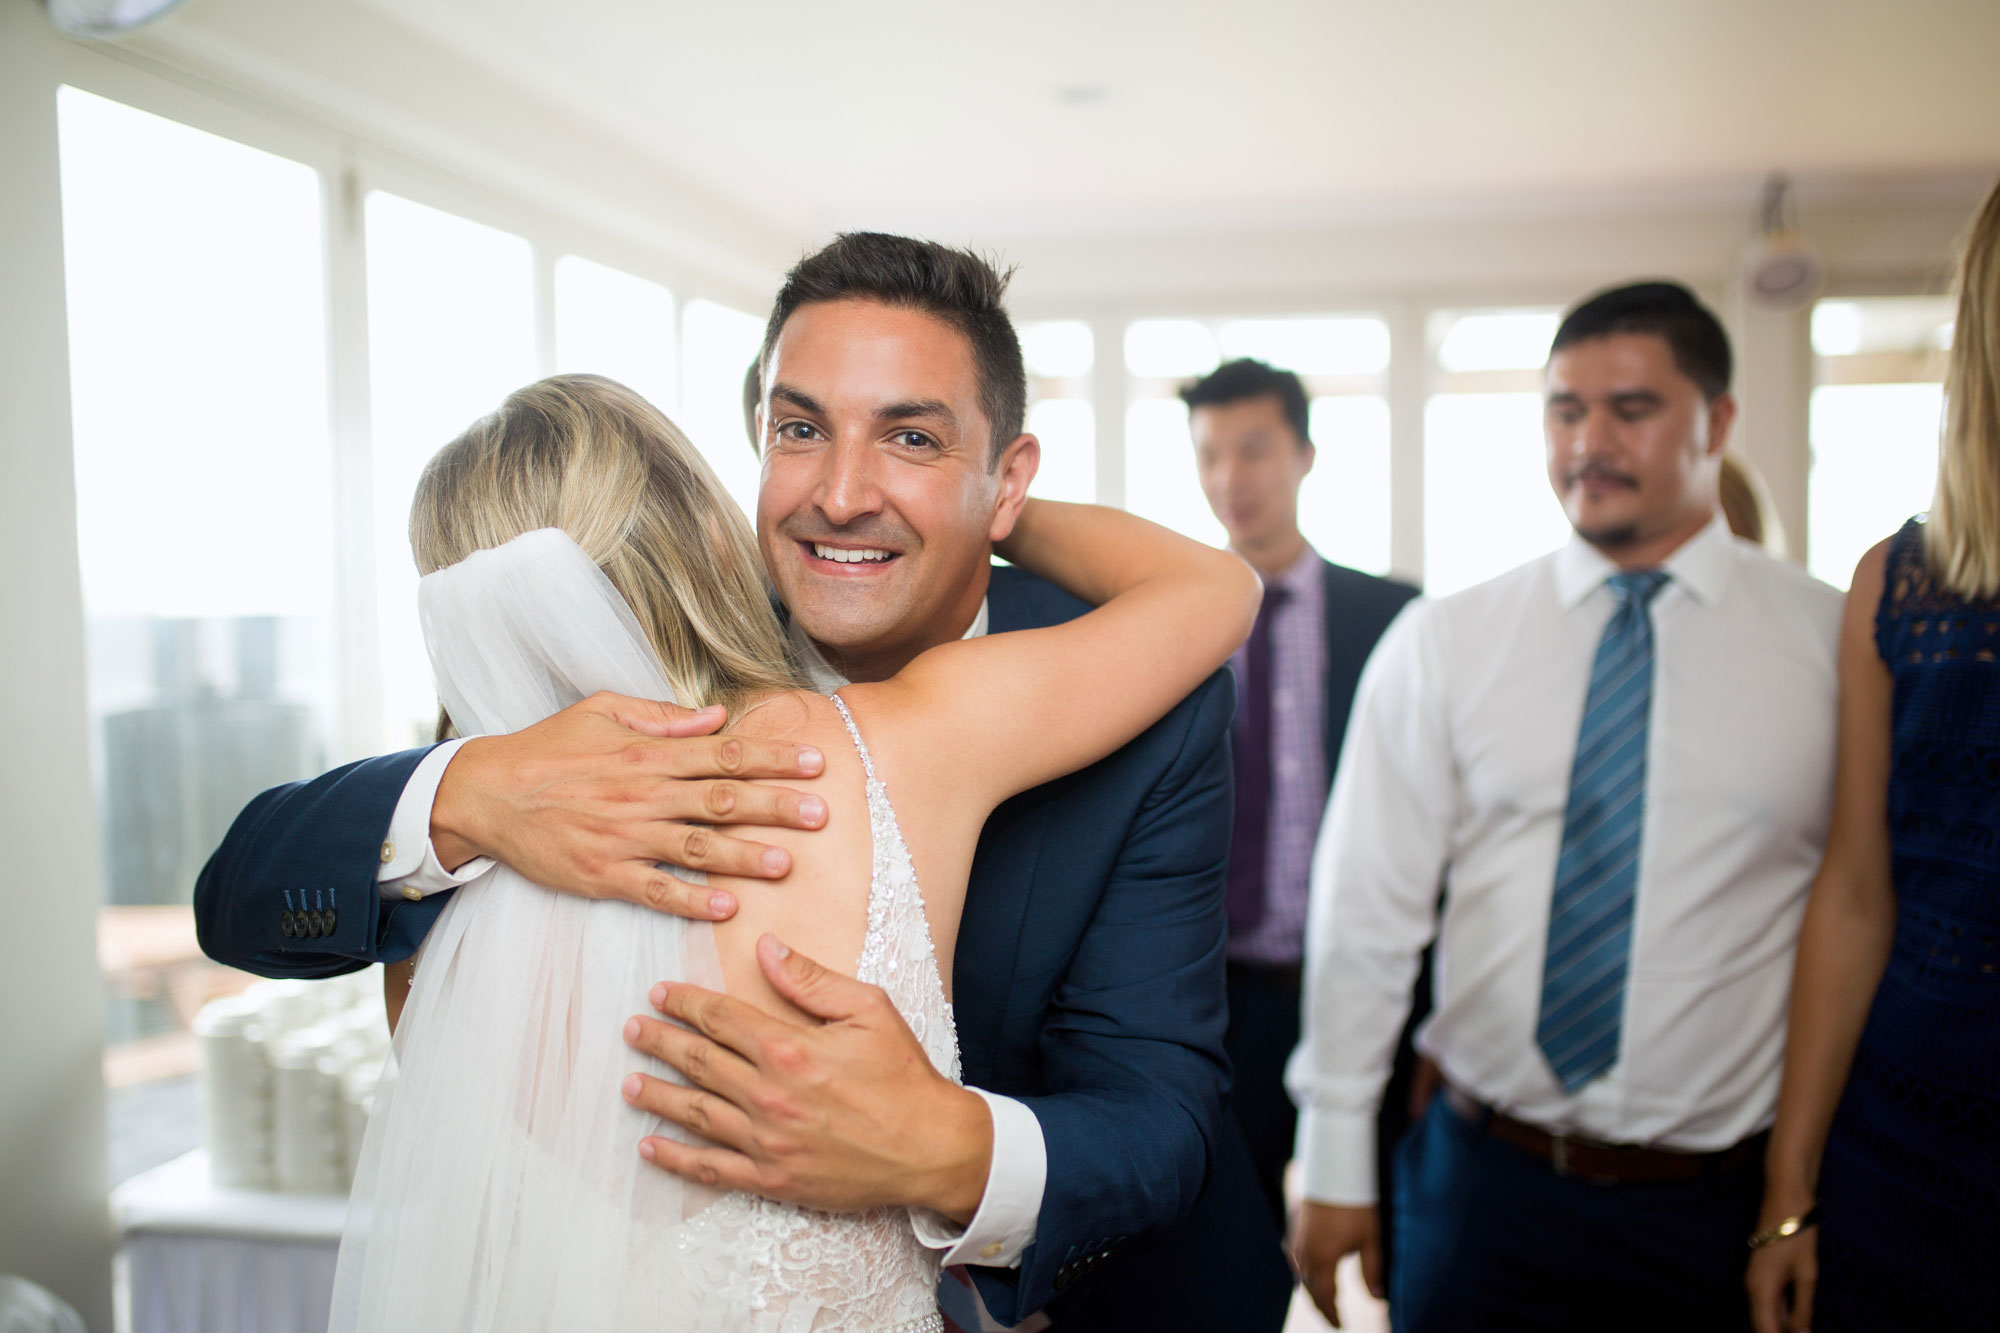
[1609, 389, 1665, 407]
[1546, 390, 1583, 406]
[876, 398, 959, 430]
[769, 384, 824, 415]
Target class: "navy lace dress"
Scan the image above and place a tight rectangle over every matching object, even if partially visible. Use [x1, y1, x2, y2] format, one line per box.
[1815, 518, 2000, 1330]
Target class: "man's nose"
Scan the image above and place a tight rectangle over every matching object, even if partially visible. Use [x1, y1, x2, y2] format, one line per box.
[815, 438, 884, 526]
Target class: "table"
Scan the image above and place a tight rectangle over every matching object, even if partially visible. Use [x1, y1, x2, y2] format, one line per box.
[111, 1150, 345, 1333]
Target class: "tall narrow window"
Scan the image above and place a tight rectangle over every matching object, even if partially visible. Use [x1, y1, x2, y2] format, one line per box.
[1423, 309, 1569, 597]
[58, 86, 334, 1181]
[365, 191, 537, 749]
[1022, 320, 1095, 504]
[1123, 315, 1393, 572]
[554, 255, 676, 412]
[1808, 297, 1952, 589]
[681, 298, 766, 522]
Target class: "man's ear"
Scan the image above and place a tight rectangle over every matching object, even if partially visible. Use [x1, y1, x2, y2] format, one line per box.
[987, 433, 1041, 542]
[1704, 392, 1738, 457]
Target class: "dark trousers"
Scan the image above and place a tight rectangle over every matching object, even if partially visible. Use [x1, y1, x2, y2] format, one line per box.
[1223, 963, 1303, 1229]
[1391, 1094, 1762, 1333]
[1225, 951, 1434, 1266]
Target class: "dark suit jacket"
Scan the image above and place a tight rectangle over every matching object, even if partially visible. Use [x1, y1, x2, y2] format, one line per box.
[193, 565, 1272, 1327]
[1316, 559, 1422, 783]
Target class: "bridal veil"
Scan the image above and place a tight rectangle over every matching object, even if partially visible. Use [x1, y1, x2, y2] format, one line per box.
[329, 528, 726, 1330]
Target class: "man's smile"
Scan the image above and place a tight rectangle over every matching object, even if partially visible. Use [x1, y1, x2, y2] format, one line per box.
[800, 540, 902, 573]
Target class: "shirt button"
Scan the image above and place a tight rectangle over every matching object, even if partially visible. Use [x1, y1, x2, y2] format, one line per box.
[980, 1241, 1004, 1260]
[380, 840, 396, 865]
[402, 886, 424, 902]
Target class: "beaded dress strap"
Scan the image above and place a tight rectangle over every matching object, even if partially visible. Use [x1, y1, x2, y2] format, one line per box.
[827, 692, 878, 784]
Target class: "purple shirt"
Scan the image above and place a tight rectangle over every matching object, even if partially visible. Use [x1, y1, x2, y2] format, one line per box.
[1227, 545, 1327, 965]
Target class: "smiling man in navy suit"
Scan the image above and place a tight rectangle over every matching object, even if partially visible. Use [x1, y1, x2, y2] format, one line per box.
[196, 233, 1290, 1330]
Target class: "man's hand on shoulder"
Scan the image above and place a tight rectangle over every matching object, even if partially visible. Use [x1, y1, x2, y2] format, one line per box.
[1289, 1201, 1383, 1328]
[432, 692, 829, 920]
[620, 934, 993, 1220]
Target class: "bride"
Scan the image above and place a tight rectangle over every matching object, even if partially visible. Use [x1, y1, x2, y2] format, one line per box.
[330, 373, 1258, 1331]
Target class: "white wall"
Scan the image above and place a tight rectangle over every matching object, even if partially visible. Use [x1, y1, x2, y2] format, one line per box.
[0, 5, 114, 1328]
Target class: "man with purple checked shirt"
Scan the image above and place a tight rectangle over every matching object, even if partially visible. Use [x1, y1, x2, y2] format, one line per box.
[1181, 359, 1418, 1235]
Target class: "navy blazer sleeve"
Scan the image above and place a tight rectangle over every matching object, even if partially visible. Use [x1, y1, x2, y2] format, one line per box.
[193, 747, 455, 977]
[979, 670, 1236, 1321]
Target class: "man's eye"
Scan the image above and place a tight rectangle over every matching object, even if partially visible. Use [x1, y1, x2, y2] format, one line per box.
[893, 431, 937, 450]
[776, 421, 818, 442]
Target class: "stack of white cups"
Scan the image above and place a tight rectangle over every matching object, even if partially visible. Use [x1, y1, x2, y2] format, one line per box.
[193, 970, 391, 1195]
[192, 995, 273, 1189]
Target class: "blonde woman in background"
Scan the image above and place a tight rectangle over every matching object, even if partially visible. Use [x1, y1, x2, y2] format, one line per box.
[1748, 179, 2000, 1332]
[1718, 452, 1783, 552]
[332, 374, 1258, 1332]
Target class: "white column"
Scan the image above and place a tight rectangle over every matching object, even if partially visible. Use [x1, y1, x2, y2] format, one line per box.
[0, 10, 115, 1329]
[1724, 292, 1814, 562]
[1385, 300, 1429, 584]
[1089, 314, 1125, 509]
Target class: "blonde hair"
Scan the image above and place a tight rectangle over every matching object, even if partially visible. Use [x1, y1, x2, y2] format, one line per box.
[410, 374, 805, 724]
[1925, 178, 2000, 598]
[1717, 453, 1768, 547]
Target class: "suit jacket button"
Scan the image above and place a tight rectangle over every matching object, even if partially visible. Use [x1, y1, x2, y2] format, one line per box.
[325, 908, 337, 934]
[380, 840, 396, 865]
[280, 911, 296, 938]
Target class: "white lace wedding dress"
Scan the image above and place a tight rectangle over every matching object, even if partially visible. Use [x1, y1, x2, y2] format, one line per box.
[330, 528, 958, 1333]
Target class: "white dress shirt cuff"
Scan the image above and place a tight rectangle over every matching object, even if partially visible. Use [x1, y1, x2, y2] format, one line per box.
[1296, 1107, 1381, 1207]
[376, 739, 495, 900]
[909, 1089, 1045, 1268]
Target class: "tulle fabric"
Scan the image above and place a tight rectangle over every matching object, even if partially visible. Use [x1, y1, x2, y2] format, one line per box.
[330, 529, 728, 1331]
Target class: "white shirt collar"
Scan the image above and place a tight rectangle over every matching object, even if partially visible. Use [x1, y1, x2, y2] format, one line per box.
[788, 598, 991, 693]
[1551, 511, 1738, 611]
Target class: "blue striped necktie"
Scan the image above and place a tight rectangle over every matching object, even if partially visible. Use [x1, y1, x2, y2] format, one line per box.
[1538, 568, 1670, 1093]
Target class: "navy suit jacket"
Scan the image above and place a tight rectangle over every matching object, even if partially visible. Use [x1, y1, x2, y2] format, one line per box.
[194, 565, 1259, 1326]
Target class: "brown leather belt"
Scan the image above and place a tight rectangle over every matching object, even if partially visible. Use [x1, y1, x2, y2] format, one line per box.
[1440, 1083, 1765, 1187]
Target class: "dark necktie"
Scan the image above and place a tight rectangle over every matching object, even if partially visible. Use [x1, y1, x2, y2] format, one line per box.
[1538, 568, 1670, 1092]
[1226, 585, 1290, 934]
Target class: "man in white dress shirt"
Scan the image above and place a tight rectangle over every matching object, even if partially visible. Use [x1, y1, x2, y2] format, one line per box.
[1286, 282, 1842, 1331]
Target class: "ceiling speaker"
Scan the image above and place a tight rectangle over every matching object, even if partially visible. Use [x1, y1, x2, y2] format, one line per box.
[1741, 173, 1825, 311]
[46, 0, 192, 37]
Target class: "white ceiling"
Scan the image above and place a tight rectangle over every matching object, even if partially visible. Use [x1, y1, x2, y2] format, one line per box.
[351, 0, 2000, 246]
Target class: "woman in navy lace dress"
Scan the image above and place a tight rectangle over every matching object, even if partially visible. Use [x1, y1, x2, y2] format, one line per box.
[1749, 177, 2000, 1333]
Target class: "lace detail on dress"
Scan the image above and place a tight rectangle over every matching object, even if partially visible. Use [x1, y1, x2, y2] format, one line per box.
[662, 694, 960, 1333]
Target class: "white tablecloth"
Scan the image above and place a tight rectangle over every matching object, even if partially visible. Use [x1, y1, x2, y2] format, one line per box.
[110, 1151, 345, 1333]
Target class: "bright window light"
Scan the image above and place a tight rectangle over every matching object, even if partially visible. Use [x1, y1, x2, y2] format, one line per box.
[59, 87, 333, 624]
[1027, 398, 1095, 504]
[1125, 320, 1220, 380]
[554, 255, 676, 412]
[1436, 311, 1561, 374]
[1301, 397, 1392, 575]
[365, 190, 537, 748]
[1808, 384, 1942, 589]
[1219, 318, 1390, 376]
[1021, 320, 1093, 379]
[1423, 393, 1570, 596]
[58, 85, 338, 1173]
[680, 298, 766, 525]
[1813, 295, 1955, 359]
[1811, 302, 1862, 357]
[1124, 399, 1224, 547]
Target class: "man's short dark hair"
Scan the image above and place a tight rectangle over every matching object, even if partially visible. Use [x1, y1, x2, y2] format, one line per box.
[742, 357, 762, 457]
[1550, 280, 1733, 401]
[759, 232, 1025, 465]
[1178, 358, 1312, 445]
